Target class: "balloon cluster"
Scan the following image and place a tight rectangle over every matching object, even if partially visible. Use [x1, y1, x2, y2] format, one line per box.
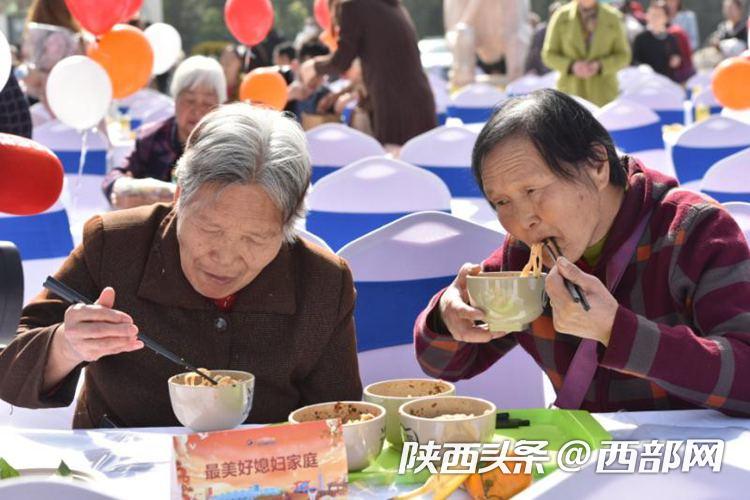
[712, 53, 750, 111]
[6, 0, 184, 131]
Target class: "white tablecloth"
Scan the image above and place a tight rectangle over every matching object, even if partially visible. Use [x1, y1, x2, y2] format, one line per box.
[1, 409, 748, 499]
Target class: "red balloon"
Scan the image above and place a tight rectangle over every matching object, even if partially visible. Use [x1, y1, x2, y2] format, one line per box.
[224, 0, 274, 46]
[121, 0, 144, 22]
[64, 0, 129, 36]
[314, 0, 331, 30]
[0, 134, 64, 216]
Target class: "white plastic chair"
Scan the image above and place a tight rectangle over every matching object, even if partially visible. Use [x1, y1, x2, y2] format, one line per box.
[671, 116, 750, 189]
[399, 125, 479, 197]
[446, 83, 507, 124]
[623, 83, 686, 125]
[33, 121, 110, 245]
[723, 202, 750, 243]
[700, 148, 750, 203]
[0, 201, 73, 306]
[595, 98, 664, 153]
[305, 123, 386, 184]
[339, 211, 548, 408]
[306, 157, 451, 250]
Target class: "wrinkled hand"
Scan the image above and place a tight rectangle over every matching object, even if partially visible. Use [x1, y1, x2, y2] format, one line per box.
[545, 257, 618, 346]
[438, 263, 510, 343]
[55, 287, 143, 365]
[669, 55, 682, 69]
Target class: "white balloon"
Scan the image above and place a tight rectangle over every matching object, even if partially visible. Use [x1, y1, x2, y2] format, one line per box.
[0, 30, 11, 91]
[144, 23, 182, 75]
[46, 56, 112, 130]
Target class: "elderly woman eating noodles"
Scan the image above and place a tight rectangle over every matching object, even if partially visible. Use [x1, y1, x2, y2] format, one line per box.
[0, 103, 362, 428]
[415, 89, 750, 417]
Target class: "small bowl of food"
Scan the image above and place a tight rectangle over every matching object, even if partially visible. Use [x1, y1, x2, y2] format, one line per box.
[364, 379, 455, 448]
[288, 401, 386, 472]
[398, 396, 496, 446]
[168, 369, 255, 432]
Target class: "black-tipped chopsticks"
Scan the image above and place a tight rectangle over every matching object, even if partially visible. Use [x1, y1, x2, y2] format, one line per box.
[43, 276, 219, 385]
[542, 238, 591, 312]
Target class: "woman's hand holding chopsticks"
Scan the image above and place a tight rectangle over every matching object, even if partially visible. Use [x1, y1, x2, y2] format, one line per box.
[545, 257, 618, 346]
[43, 287, 143, 391]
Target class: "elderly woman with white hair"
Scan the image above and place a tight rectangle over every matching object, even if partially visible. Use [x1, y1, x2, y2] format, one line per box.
[0, 103, 363, 428]
[102, 55, 228, 209]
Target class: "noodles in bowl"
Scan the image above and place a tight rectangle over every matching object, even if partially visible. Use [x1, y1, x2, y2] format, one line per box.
[168, 370, 255, 432]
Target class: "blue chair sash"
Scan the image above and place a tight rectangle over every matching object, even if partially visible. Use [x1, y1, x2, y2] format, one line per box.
[420, 165, 482, 197]
[354, 275, 454, 351]
[655, 109, 685, 126]
[307, 210, 416, 251]
[0, 210, 74, 260]
[701, 190, 750, 204]
[609, 122, 664, 153]
[672, 145, 749, 183]
[446, 106, 493, 124]
[55, 150, 107, 176]
[311, 165, 340, 184]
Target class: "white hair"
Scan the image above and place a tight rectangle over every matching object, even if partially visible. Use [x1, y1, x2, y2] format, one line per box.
[169, 55, 228, 103]
[174, 103, 311, 242]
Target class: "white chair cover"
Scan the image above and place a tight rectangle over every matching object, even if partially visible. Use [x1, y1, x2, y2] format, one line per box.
[33, 121, 111, 245]
[399, 125, 479, 197]
[305, 123, 386, 184]
[595, 98, 664, 153]
[723, 202, 750, 243]
[446, 83, 507, 124]
[340, 211, 548, 408]
[700, 148, 750, 203]
[307, 157, 451, 250]
[0, 200, 73, 306]
[671, 116, 750, 188]
[623, 83, 686, 125]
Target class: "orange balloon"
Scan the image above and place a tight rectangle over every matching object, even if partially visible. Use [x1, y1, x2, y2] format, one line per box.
[239, 68, 288, 110]
[712, 57, 750, 110]
[320, 28, 338, 52]
[87, 24, 154, 99]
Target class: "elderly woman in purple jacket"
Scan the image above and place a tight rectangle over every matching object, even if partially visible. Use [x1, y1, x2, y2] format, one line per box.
[415, 89, 750, 417]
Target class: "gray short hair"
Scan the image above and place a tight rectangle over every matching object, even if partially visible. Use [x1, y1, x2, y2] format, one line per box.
[174, 103, 311, 242]
[170, 55, 228, 103]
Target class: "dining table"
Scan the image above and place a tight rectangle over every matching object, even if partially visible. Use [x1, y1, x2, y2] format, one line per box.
[1, 408, 748, 499]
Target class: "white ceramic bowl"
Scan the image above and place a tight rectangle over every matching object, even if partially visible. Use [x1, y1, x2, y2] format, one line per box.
[399, 396, 496, 446]
[288, 401, 386, 471]
[364, 379, 456, 448]
[168, 370, 255, 432]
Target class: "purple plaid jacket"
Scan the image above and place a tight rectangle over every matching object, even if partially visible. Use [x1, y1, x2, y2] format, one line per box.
[415, 159, 750, 417]
[0, 72, 32, 138]
[102, 116, 182, 199]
